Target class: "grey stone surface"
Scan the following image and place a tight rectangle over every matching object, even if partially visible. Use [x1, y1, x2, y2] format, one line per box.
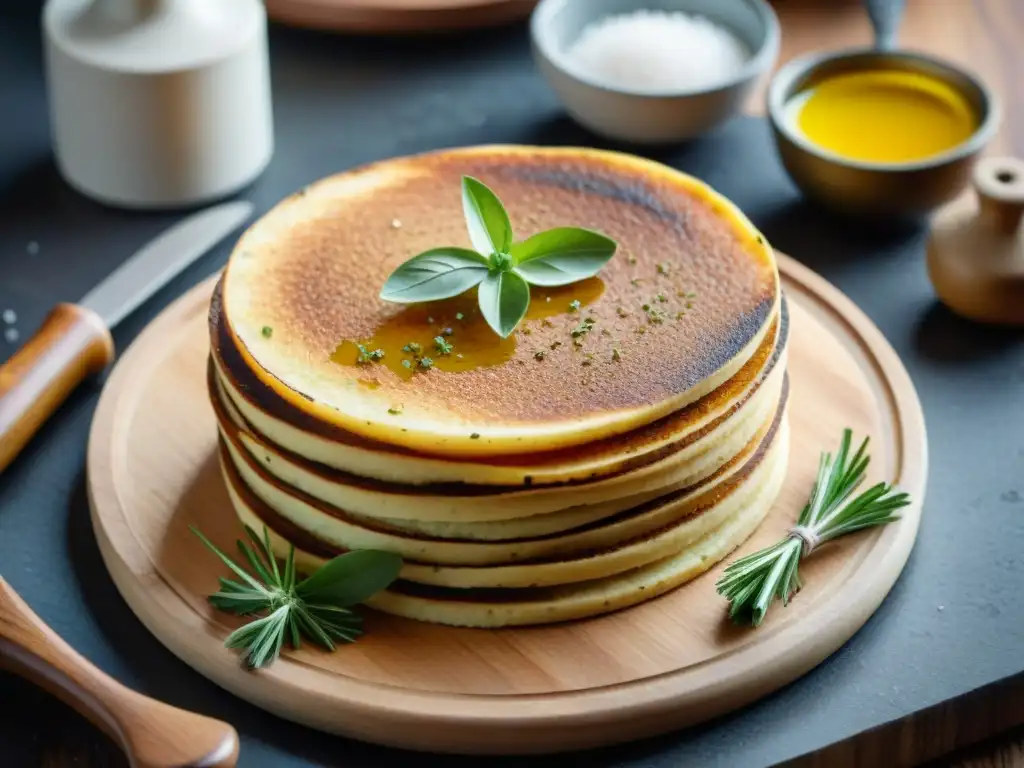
[0, 10, 1021, 768]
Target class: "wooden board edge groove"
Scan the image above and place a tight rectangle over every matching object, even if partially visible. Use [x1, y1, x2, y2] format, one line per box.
[85, 254, 927, 755]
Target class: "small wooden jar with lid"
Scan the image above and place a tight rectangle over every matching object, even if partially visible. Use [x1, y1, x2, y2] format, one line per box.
[927, 157, 1024, 325]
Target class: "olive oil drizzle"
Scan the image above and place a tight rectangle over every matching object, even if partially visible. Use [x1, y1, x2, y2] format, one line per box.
[331, 278, 606, 381]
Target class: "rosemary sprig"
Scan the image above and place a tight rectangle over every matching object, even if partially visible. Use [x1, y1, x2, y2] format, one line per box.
[191, 525, 403, 669]
[716, 429, 910, 627]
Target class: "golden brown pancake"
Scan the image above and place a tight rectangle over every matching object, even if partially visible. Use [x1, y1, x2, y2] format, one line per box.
[216, 382, 782, 567]
[218, 146, 779, 457]
[212, 284, 789, 486]
[210, 352, 786, 523]
[230, 421, 790, 627]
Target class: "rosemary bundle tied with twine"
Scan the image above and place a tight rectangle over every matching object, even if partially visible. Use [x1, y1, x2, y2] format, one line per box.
[716, 428, 911, 627]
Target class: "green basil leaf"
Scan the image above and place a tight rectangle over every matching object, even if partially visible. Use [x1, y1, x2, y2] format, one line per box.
[462, 176, 512, 256]
[511, 227, 617, 287]
[296, 550, 403, 606]
[379, 247, 489, 303]
[477, 270, 530, 338]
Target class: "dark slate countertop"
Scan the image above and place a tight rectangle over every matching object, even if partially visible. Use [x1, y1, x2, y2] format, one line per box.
[1, 9, 1022, 767]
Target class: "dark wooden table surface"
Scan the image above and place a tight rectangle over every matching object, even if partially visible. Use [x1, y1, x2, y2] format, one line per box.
[2, 0, 1022, 766]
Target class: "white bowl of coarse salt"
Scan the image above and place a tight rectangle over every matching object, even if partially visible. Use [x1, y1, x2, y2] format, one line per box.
[530, 0, 780, 144]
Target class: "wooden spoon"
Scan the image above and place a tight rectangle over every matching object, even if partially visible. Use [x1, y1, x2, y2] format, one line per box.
[0, 577, 239, 767]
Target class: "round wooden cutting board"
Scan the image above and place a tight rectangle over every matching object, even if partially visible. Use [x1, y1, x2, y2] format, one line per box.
[264, 0, 538, 34]
[86, 254, 927, 755]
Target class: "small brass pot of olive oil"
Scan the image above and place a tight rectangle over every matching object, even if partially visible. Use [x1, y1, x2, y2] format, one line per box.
[927, 157, 1024, 326]
[766, 0, 1000, 220]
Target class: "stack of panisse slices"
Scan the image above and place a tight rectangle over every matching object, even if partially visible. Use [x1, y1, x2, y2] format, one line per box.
[208, 146, 789, 628]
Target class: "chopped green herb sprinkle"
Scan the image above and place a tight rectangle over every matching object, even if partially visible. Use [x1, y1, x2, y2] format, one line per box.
[612, 348, 622, 361]
[419, 357, 434, 369]
[631, 278, 642, 287]
[656, 262, 670, 275]
[455, 312, 465, 321]
[569, 299, 581, 312]
[686, 291, 697, 299]
[522, 327, 532, 336]
[401, 359, 412, 369]
[456, 353, 464, 359]
[656, 293, 667, 303]
[402, 342, 422, 355]
[645, 306, 666, 324]
[541, 319, 554, 328]
[627, 254, 638, 265]
[642, 303, 651, 311]
[534, 350, 546, 360]
[675, 311, 686, 320]
[388, 405, 403, 415]
[616, 307, 629, 318]
[600, 328, 612, 337]
[636, 327, 646, 335]
[470, 433, 481, 439]
[261, 326, 273, 338]
[571, 318, 595, 338]
[550, 341, 562, 350]
[433, 336, 453, 355]
[686, 301, 694, 309]
[356, 344, 385, 363]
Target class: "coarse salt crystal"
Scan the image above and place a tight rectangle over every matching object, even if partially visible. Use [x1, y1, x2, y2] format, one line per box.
[2, 309, 15, 324]
[565, 11, 749, 93]
[4, 327, 19, 343]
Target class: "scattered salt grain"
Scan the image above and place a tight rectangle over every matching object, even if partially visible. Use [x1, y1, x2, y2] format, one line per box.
[2, 309, 15, 324]
[391, 218, 402, 229]
[26, 241, 39, 255]
[565, 11, 749, 93]
[4, 327, 18, 343]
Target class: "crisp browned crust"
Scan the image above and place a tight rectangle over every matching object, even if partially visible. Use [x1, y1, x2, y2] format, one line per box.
[219, 375, 788, 570]
[219, 147, 778, 435]
[209, 324, 784, 498]
[212, 278, 789, 472]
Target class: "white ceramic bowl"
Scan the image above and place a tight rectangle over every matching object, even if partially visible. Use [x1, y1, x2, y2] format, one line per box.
[530, 0, 780, 144]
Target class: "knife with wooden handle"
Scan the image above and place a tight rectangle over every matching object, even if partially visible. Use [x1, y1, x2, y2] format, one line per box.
[0, 577, 239, 768]
[0, 201, 253, 473]
[0, 201, 253, 765]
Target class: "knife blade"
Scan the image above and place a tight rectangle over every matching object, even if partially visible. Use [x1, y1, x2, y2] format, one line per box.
[80, 200, 254, 328]
[0, 201, 254, 473]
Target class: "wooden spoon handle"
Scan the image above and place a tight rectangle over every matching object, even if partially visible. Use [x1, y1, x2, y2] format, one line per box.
[0, 303, 115, 473]
[0, 578, 239, 767]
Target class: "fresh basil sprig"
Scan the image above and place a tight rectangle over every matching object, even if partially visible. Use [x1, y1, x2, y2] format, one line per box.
[380, 176, 617, 338]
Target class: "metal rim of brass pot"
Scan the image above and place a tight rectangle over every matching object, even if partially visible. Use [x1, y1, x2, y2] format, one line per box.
[767, 47, 1000, 173]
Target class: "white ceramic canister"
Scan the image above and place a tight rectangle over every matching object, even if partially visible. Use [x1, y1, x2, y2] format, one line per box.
[43, 0, 274, 209]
